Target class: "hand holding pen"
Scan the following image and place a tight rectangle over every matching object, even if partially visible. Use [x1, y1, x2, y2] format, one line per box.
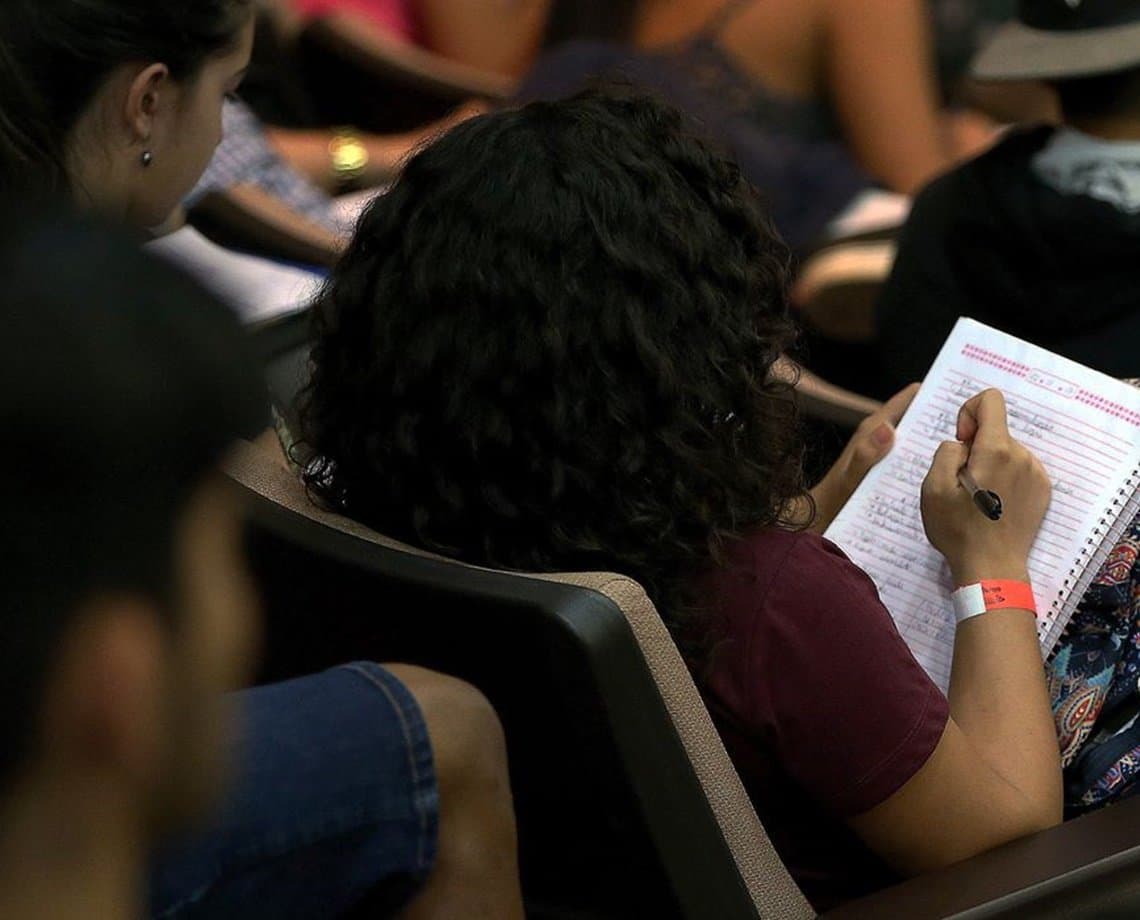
[920, 389, 1052, 587]
[958, 467, 1003, 521]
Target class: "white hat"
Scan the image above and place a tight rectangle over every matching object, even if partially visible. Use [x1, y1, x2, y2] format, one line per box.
[973, 0, 1140, 81]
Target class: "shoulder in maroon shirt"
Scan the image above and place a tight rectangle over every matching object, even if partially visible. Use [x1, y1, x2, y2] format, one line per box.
[696, 526, 949, 909]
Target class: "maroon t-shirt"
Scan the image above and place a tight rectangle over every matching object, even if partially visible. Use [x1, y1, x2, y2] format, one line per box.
[697, 528, 950, 910]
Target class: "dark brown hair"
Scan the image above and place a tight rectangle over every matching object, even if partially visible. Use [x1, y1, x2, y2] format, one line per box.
[0, 0, 252, 200]
[302, 91, 807, 666]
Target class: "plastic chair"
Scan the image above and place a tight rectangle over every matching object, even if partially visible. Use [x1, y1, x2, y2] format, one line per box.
[792, 236, 897, 345]
[228, 441, 1140, 918]
[252, 313, 883, 444]
[773, 356, 882, 429]
[227, 440, 812, 919]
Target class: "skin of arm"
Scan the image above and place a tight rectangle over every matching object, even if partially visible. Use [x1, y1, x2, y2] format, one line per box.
[824, 0, 954, 194]
[150, 206, 189, 238]
[796, 382, 919, 534]
[416, 0, 552, 79]
[192, 185, 346, 267]
[318, 11, 516, 99]
[264, 103, 487, 192]
[958, 79, 1061, 127]
[264, 130, 393, 191]
[848, 389, 1062, 874]
[793, 378, 916, 533]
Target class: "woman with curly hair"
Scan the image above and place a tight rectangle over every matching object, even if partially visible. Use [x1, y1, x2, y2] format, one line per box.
[303, 90, 1062, 909]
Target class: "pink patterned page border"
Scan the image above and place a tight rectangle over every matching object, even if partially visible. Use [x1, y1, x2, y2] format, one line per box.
[1075, 391, 1140, 428]
[962, 344, 1030, 378]
[961, 345, 1140, 428]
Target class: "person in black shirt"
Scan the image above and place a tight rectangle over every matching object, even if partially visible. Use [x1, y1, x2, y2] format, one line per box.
[877, 0, 1140, 394]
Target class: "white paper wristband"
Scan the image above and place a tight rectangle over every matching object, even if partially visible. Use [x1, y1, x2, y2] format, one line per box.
[952, 583, 988, 624]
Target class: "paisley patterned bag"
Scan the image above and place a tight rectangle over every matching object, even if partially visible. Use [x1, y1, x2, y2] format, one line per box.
[1049, 513, 1140, 814]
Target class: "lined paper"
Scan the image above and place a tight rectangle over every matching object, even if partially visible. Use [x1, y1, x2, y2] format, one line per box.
[825, 319, 1140, 691]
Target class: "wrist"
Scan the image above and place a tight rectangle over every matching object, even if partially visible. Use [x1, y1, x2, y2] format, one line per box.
[328, 128, 370, 190]
[952, 578, 1037, 624]
[808, 474, 845, 531]
[948, 555, 1030, 588]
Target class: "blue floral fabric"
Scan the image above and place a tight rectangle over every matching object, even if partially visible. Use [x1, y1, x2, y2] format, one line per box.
[1049, 513, 1140, 813]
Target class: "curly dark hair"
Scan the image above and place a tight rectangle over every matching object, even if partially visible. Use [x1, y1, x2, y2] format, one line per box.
[302, 90, 807, 665]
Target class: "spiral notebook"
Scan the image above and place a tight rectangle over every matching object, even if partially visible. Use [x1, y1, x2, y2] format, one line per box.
[824, 318, 1140, 692]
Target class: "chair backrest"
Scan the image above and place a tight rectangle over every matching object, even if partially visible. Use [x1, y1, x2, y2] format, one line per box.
[253, 311, 879, 453]
[254, 309, 312, 444]
[774, 357, 881, 430]
[225, 440, 813, 920]
[791, 237, 897, 345]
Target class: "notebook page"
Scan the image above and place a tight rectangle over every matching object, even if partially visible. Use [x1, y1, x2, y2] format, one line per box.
[145, 227, 323, 325]
[825, 318, 1140, 692]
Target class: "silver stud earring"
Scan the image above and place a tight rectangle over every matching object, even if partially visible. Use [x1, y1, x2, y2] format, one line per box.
[141, 150, 154, 168]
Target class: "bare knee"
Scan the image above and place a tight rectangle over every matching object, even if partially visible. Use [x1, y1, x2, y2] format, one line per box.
[384, 666, 523, 916]
[382, 664, 510, 798]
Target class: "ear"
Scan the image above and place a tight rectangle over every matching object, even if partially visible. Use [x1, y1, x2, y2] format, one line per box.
[39, 597, 168, 792]
[124, 63, 173, 146]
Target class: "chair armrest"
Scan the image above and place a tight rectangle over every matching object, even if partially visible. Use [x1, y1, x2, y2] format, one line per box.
[303, 14, 514, 103]
[792, 239, 896, 344]
[826, 795, 1140, 918]
[774, 357, 882, 430]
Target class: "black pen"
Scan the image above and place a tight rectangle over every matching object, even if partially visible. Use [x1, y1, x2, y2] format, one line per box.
[958, 468, 1003, 521]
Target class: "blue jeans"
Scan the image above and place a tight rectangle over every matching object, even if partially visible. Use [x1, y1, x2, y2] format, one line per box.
[150, 663, 439, 918]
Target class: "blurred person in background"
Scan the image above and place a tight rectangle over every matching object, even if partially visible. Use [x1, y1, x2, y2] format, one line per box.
[182, 96, 477, 268]
[877, 0, 1140, 392]
[183, 2, 493, 268]
[520, 0, 1000, 251]
[285, 0, 552, 84]
[631, 0, 969, 195]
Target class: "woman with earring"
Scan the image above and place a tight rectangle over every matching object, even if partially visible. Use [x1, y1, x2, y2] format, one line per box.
[0, 3, 525, 918]
[0, 3, 252, 227]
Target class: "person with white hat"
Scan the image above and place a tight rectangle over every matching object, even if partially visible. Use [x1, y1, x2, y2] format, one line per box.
[875, 0, 1140, 395]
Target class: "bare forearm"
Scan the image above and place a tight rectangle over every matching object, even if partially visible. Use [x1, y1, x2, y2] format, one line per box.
[852, 391, 1063, 874]
[321, 12, 515, 99]
[267, 108, 481, 192]
[849, 606, 1062, 876]
[417, 0, 551, 78]
[949, 603, 1063, 820]
[872, 133, 952, 197]
[195, 186, 346, 267]
[828, 0, 953, 194]
[958, 79, 1061, 126]
[793, 379, 916, 533]
[267, 130, 400, 191]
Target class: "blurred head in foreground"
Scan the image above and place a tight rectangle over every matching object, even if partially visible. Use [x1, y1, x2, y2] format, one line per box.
[0, 213, 265, 915]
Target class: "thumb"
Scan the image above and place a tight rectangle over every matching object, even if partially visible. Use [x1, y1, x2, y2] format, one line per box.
[880, 383, 921, 427]
[850, 420, 896, 474]
[848, 383, 917, 473]
[871, 420, 896, 450]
